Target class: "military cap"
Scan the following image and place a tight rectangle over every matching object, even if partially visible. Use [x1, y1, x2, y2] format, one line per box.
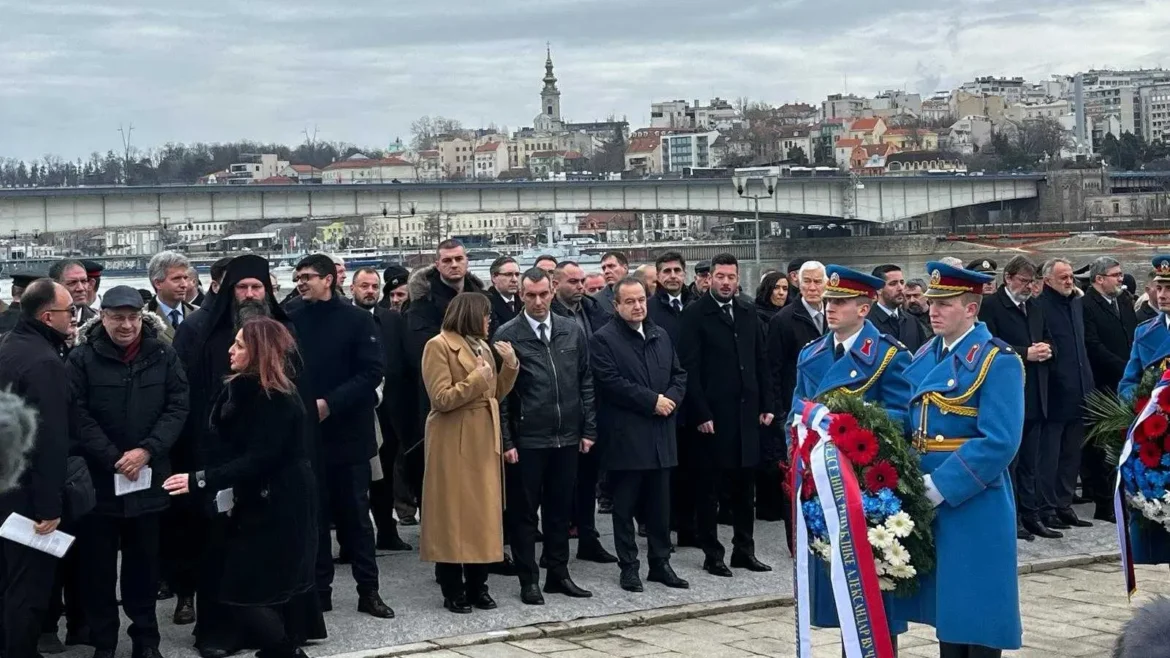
[823, 265, 883, 300]
[1150, 255, 1170, 284]
[81, 259, 104, 279]
[383, 264, 410, 290]
[965, 258, 997, 274]
[7, 270, 44, 288]
[925, 260, 994, 298]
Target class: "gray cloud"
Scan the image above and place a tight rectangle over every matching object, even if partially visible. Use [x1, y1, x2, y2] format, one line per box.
[1, 0, 1168, 161]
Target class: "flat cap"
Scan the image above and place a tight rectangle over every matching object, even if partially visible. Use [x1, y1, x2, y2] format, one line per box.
[694, 260, 711, 275]
[101, 285, 145, 310]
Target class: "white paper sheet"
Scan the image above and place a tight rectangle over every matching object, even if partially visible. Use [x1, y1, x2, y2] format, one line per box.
[114, 466, 152, 496]
[0, 513, 75, 558]
[216, 488, 234, 514]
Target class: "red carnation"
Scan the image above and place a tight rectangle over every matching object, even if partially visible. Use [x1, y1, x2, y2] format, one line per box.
[864, 461, 899, 493]
[1140, 441, 1164, 469]
[1144, 412, 1169, 440]
[1136, 397, 1151, 415]
[1159, 391, 1170, 414]
[828, 414, 860, 442]
[833, 428, 861, 459]
[848, 429, 880, 466]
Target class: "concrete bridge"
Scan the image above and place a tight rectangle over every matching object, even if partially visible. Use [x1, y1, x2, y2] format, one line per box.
[0, 175, 1043, 234]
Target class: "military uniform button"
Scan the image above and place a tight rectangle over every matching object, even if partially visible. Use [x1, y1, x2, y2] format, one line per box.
[850, 370, 857, 377]
[947, 378, 955, 387]
[934, 434, 945, 442]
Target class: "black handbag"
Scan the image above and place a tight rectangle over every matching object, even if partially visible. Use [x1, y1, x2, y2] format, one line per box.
[63, 456, 95, 521]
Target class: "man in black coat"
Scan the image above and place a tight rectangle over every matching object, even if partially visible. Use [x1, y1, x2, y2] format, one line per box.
[68, 286, 189, 658]
[647, 251, 692, 344]
[678, 253, 774, 577]
[0, 279, 73, 658]
[0, 271, 40, 334]
[979, 256, 1056, 540]
[288, 255, 391, 619]
[869, 264, 928, 352]
[1035, 258, 1096, 531]
[488, 256, 521, 338]
[1081, 256, 1139, 522]
[767, 261, 827, 426]
[590, 277, 689, 593]
[350, 267, 413, 553]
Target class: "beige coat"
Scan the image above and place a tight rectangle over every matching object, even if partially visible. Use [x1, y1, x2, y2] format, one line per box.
[418, 330, 518, 564]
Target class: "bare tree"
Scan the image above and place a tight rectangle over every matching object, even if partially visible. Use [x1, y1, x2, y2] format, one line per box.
[410, 116, 465, 151]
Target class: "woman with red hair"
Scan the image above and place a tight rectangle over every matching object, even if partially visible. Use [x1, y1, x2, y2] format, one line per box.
[164, 317, 324, 658]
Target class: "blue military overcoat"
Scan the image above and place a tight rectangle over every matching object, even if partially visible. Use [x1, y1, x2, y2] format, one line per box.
[894, 322, 1023, 650]
[1117, 313, 1170, 564]
[790, 320, 912, 633]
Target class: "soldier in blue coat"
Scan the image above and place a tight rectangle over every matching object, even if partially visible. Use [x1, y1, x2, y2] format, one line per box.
[899, 261, 1025, 658]
[790, 265, 913, 649]
[1117, 255, 1170, 564]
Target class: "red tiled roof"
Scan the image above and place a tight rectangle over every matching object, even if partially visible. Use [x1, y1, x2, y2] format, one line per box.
[256, 176, 295, 185]
[323, 157, 412, 170]
[626, 137, 660, 153]
[475, 141, 503, 152]
[849, 117, 881, 131]
[835, 138, 862, 148]
[289, 164, 318, 173]
[563, 150, 584, 159]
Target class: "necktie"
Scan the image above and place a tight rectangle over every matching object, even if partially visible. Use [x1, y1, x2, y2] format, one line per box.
[815, 313, 825, 334]
[538, 323, 549, 345]
[672, 298, 682, 313]
[941, 346, 951, 359]
[833, 343, 845, 361]
[721, 304, 732, 320]
[1110, 299, 1120, 319]
[1018, 301, 1027, 317]
[512, 299, 520, 314]
[169, 309, 181, 329]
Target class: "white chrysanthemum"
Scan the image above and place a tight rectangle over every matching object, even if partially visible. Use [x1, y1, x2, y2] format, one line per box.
[868, 525, 895, 550]
[884, 512, 914, 538]
[878, 576, 897, 591]
[1162, 491, 1170, 505]
[884, 541, 910, 567]
[873, 559, 887, 576]
[888, 563, 917, 580]
[810, 539, 830, 559]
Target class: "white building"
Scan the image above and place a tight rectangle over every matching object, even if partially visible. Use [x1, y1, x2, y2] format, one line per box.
[941, 116, 993, 156]
[179, 221, 229, 242]
[776, 126, 814, 161]
[869, 90, 922, 118]
[473, 141, 510, 179]
[1139, 83, 1170, 144]
[321, 156, 418, 184]
[218, 154, 289, 184]
[650, 98, 739, 130]
[1003, 99, 1073, 123]
[650, 100, 693, 129]
[920, 93, 954, 122]
[961, 77, 1027, 105]
[822, 94, 868, 120]
[661, 131, 721, 173]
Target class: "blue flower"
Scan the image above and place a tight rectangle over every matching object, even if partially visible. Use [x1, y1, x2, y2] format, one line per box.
[1161, 453, 1170, 468]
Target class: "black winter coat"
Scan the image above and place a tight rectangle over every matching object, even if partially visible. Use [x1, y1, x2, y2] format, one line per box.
[68, 315, 189, 517]
[201, 375, 317, 607]
[289, 295, 384, 465]
[980, 286, 1051, 421]
[551, 294, 611, 339]
[589, 319, 686, 471]
[487, 287, 520, 339]
[869, 304, 929, 353]
[647, 287, 693, 347]
[0, 318, 70, 522]
[1035, 286, 1095, 421]
[1138, 300, 1158, 324]
[678, 293, 774, 469]
[767, 299, 825, 420]
[495, 313, 596, 450]
[1082, 285, 1139, 392]
[372, 306, 414, 444]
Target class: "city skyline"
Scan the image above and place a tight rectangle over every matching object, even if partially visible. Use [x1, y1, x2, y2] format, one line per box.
[2, 0, 1169, 161]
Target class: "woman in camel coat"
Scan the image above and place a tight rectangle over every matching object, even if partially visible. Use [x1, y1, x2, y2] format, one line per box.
[419, 292, 519, 614]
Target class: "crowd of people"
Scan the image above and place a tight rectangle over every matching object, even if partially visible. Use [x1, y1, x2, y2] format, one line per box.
[0, 238, 1154, 658]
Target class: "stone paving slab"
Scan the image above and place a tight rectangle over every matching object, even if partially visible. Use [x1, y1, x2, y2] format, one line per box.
[51, 504, 1123, 657]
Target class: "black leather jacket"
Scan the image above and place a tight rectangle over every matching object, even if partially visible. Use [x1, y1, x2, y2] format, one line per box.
[495, 312, 595, 451]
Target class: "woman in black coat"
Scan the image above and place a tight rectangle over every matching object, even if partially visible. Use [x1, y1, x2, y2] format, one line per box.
[165, 317, 324, 658]
[753, 272, 789, 326]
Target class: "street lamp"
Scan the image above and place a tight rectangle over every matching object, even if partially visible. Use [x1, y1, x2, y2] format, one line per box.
[732, 174, 779, 267]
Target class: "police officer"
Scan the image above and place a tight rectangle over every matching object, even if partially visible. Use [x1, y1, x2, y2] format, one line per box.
[1117, 255, 1170, 565]
[790, 265, 912, 653]
[900, 261, 1024, 658]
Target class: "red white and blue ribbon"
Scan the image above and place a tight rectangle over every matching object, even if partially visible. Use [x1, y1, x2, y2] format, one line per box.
[1116, 371, 1170, 597]
[791, 401, 894, 658]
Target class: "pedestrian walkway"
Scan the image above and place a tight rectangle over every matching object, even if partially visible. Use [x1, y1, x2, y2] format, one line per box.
[395, 562, 1166, 658]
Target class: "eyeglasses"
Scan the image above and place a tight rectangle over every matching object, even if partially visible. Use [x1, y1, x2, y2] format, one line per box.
[46, 307, 73, 315]
[293, 273, 322, 284]
[104, 313, 142, 324]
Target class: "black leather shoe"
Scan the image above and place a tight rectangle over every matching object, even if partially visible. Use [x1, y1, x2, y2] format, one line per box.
[196, 646, 231, 658]
[598, 499, 614, 514]
[487, 554, 517, 576]
[333, 553, 351, 565]
[577, 542, 618, 564]
[470, 590, 497, 610]
[637, 523, 647, 538]
[357, 591, 395, 619]
[37, 634, 65, 655]
[1016, 521, 1035, 542]
[520, 583, 545, 605]
[730, 553, 773, 572]
[703, 559, 733, 577]
[1041, 515, 1071, 530]
[676, 532, 700, 548]
[1057, 509, 1092, 528]
[398, 514, 418, 526]
[619, 567, 644, 592]
[65, 628, 92, 647]
[1023, 518, 1063, 539]
[443, 596, 472, 614]
[1072, 494, 1091, 505]
[131, 647, 164, 658]
[157, 581, 174, 601]
[376, 535, 412, 552]
[544, 576, 593, 598]
[92, 650, 115, 658]
[648, 563, 690, 589]
[1094, 505, 1117, 524]
[173, 596, 196, 625]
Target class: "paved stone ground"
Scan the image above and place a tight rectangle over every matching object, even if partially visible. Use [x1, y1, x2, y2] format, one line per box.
[391, 563, 1170, 658]
[52, 504, 1122, 657]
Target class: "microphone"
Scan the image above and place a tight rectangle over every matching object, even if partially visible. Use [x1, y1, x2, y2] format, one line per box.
[0, 390, 39, 494]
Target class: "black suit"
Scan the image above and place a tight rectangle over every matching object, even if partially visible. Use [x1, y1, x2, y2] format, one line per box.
[678, 293, 773, 563]
[1081, 286, 1139, 509]
[869, 303, 928, 353]
[368, 306, 413, 545]
[487, 287, 520, 339]
[979, 286, 1051, 523]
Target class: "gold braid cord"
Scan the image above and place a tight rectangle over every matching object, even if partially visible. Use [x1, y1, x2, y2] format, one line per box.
[913, 347, 1000, 450]
[837, 347, 898, 397]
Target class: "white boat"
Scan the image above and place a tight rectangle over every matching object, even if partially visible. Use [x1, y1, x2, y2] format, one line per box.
[516, 242, 602, 266]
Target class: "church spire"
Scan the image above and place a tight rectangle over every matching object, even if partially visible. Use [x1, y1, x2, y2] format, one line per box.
[543, 42, 558, 90]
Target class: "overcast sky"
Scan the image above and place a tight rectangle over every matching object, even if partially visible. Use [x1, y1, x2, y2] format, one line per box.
[2, 0, 1169, 162]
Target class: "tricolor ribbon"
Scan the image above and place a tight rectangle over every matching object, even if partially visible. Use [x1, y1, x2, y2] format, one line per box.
[1116, 370, 1170, 598]
[791, 401, 894, 658]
